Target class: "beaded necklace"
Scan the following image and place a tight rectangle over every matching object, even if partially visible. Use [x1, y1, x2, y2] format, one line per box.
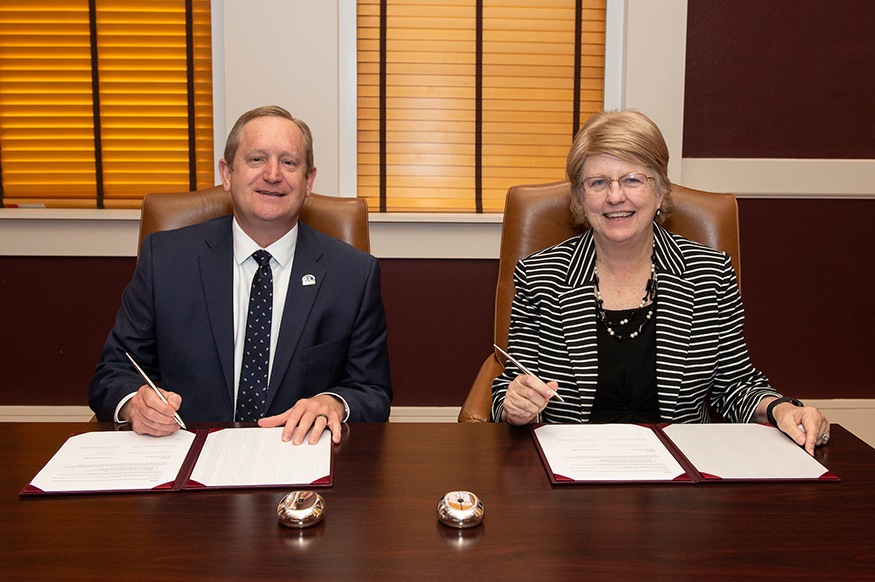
[593, 253, 657, 341]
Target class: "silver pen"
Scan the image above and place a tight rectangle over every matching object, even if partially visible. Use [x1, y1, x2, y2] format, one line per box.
[494, 344, 565, 403]
[125, 352, 187, 429]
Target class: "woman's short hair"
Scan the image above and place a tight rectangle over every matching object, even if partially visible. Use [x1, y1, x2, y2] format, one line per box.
[566, 109, 673, 227]
[223, 105, 314, 176]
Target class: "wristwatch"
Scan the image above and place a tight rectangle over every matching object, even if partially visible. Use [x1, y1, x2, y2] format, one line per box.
[766, 396, 803, 426]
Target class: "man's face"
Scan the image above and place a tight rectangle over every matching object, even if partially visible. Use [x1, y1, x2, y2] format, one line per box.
[219, 115, 317, 246]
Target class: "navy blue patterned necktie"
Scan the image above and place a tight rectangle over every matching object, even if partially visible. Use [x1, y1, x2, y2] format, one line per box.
[236, 250, 273, 422]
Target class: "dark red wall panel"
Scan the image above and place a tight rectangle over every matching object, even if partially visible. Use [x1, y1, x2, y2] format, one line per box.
[380, 259, 498, 406]
[0, 256, 499, 409]
[0, 257, 135, 405]
[739, 199, 875, 398]
[684, 0, 875, 159]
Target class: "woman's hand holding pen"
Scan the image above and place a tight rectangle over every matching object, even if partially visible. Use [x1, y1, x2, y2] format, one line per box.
[502, 375, 560, 426]
[495, 345, 564, 425]
[120, 385, 183, 437]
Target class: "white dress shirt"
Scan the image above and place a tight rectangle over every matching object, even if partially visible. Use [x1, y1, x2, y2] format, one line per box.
[231, 218, 349, 421]
[232, 217, 297, 401]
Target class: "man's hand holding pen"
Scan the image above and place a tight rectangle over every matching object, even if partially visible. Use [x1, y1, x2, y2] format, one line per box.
[123, 352, 186, 435]
[120, 385, 184, 437]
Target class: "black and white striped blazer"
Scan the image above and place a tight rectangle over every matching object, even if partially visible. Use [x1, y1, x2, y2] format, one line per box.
[492, 224, 780, 424]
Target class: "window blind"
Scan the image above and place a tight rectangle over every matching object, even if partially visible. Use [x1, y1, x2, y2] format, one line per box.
[358, 0, 605, 213]
[0, 0, 213, 209]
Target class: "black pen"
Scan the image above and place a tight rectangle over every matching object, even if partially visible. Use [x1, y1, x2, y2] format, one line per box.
[125, 352, 186, 429]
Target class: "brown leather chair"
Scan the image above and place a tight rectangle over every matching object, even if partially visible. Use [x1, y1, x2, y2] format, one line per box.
[457, 180, 741, 423]
[138, 185, 370, 256]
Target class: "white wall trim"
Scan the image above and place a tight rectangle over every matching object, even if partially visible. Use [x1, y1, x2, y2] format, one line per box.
[338, 0, 358, 198]
[370, 221, 502, 259]
[603, 0, 626, 110]
[210, 0, 226, 185]
[622, 0, 688, 183]
[680, 158, 875, 198]
[0, 210, 505, 259]
[8, 153, 875, 256]
[0, 211, 141, 257]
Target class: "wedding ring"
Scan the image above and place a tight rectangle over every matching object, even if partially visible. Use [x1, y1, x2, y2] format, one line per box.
[818, 433, 829, 444]
[316, 414, 329, 422]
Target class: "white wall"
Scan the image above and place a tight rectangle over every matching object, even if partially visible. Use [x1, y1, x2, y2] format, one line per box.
[215, 0, 343, 198]
[622, 0, 688, 182]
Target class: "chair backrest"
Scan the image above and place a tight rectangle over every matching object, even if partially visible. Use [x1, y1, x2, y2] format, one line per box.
[492, 179, 741, 358]
[138, 185, 370, 256]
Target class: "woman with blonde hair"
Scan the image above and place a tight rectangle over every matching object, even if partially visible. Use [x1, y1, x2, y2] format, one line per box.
[492, 110, 828, 455]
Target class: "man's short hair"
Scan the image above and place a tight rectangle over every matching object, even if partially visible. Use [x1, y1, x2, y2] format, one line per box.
[223, 105, 314, 175]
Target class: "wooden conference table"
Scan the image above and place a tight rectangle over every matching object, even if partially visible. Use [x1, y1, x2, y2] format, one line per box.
[3, 422, 874, 581]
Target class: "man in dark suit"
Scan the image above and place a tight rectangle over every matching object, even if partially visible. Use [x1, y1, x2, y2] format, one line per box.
[89, 106, 391, 444]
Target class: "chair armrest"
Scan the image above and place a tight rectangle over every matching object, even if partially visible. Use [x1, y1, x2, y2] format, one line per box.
[458, 355, 503, 423]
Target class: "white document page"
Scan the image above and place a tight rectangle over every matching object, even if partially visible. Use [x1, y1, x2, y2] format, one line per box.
[534, 424, 686, 481]
[663, 423, 829, 480]
[189, 427, 330, 487]
[29, 430, 195, 493]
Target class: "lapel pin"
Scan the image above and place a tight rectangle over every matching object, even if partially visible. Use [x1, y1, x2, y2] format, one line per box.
[302, 274, 316, 286]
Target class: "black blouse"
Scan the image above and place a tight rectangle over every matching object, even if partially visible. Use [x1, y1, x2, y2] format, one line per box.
[589, 304, 660, 423]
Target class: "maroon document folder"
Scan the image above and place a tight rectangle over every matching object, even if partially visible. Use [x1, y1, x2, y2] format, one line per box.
[530, 423, 839, 485]
[21, 427, 332, 497]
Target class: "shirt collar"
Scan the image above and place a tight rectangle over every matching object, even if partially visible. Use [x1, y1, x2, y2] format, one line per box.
[232, 217, 298, 268]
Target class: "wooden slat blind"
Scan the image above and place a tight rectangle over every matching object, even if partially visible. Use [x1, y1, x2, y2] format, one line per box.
[0, 0, 213, 209]
[357, 0, 605, 213]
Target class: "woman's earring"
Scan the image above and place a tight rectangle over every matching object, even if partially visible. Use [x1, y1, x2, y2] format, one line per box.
[655, 207, 662, 218]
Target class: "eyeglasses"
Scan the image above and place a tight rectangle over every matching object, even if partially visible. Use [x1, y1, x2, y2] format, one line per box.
[582, 172, 654, 196]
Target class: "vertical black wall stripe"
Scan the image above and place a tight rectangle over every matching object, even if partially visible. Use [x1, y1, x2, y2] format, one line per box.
[379, 0, 387, 212]
[88, 0, 105, 208]
[475, 0, 483, 213]
[572, 0, 583, 138]
[185, 0, 197, 191]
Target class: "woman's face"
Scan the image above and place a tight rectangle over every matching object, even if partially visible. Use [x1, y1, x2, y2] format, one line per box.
[581, 154, 664, 252]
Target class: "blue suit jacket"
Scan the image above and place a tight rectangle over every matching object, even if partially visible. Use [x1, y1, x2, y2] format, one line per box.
[89, 215, 392, 423]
